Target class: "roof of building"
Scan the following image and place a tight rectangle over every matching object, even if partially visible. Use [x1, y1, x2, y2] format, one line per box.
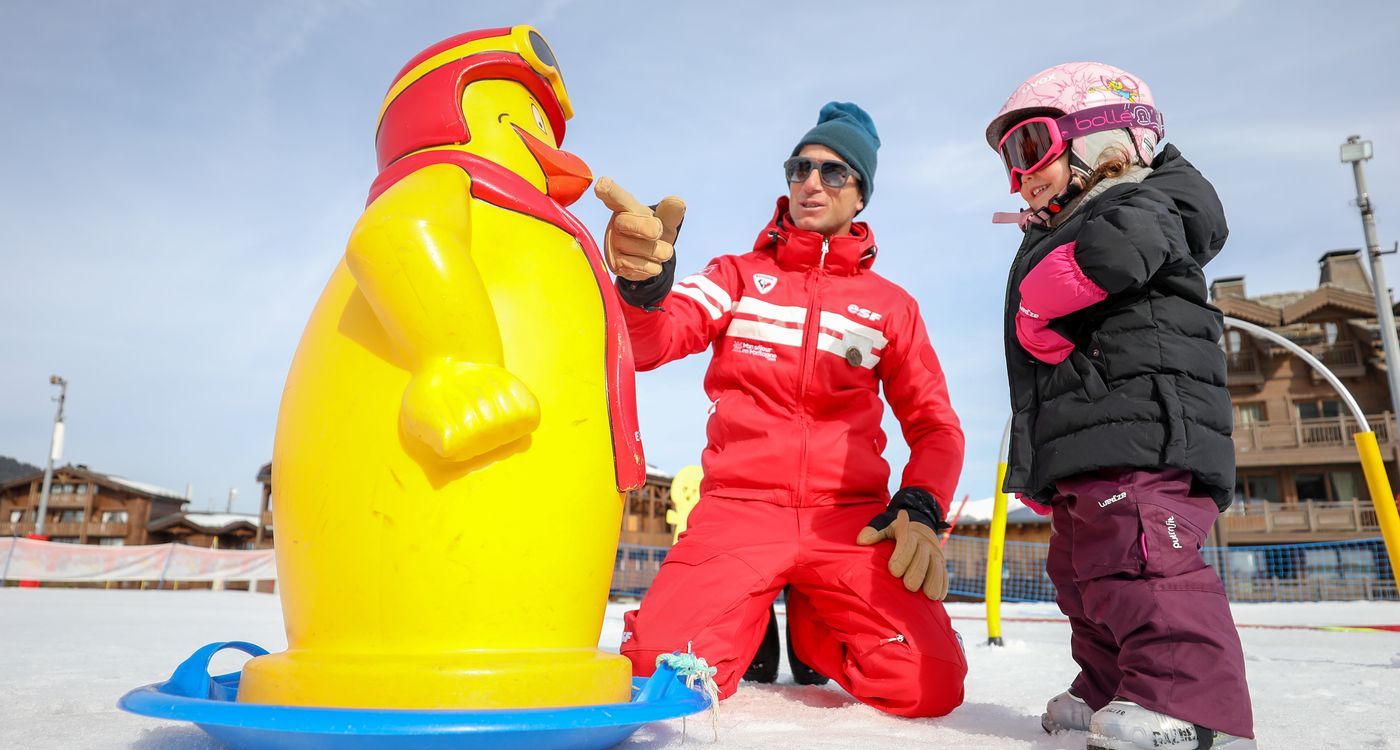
[645, 464, 674, 483]
[1281, 286, 1379, 324]
[0, 464, 187, 502]
[147, 511, 264, 535]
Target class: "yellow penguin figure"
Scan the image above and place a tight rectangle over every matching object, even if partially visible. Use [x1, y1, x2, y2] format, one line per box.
[237, 26, 644, 710]
[666, 465, 704, 545]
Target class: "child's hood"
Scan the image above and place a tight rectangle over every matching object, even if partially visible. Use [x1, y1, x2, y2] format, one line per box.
[1142, 144, 1229, 268]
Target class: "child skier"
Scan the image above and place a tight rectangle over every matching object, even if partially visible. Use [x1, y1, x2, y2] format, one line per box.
[985, 62, 1255, 749]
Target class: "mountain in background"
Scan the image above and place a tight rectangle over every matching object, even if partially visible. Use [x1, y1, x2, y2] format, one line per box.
[0, 455, 41, 483]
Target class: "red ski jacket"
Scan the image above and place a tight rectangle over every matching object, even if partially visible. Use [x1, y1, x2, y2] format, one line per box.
[623, 197, 964, 512]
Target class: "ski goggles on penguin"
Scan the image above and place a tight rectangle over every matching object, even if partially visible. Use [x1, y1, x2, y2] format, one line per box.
[997, 103, 1164, 192]
[784, 157, 860, 189]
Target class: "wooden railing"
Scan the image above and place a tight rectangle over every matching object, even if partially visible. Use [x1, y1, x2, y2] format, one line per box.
[39, 521, 84, 537]
[1309, 341, 1365, 377]
[1225, 349, 1262, 383]
[1233, 412, 1395, 452]
[85, 522, 129, 537]
[37, 494, 88, 510]
[1221, 499, 1382, 536]
[0, 522, 30, 536]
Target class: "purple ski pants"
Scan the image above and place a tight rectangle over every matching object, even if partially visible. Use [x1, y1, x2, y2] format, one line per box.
[1046, 468, 1253, 739]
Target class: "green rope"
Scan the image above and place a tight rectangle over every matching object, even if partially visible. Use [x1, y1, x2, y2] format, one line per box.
[657, 643, 720, 741]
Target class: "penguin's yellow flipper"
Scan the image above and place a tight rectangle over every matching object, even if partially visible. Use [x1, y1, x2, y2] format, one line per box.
[400, 357, 540, 461]
[347, 163, 539, 462]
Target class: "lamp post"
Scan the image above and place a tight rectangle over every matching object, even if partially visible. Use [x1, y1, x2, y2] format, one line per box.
[32, 375, 68, 538]
[1340, 136, 1400, 425]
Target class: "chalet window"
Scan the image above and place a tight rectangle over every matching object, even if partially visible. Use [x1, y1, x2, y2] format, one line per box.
[1235, 403, 1265, 425]
[1329, 470, 1365, 502]
[8, 510, 22, 523]
[75, 484, 88, 495]
[50, 537, 80, 544]
[1234, 474, 1280, 503]
[58, 510, 84, 523]
[1295, 399, 1342, 420]
[98, 538, 125, 546]
[1323, 321, 1340, 345]
[1294, 473, 1327, 502]
[100, 510, 129, 524]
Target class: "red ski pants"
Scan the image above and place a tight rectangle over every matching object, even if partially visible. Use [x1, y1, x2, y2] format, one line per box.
[620, 497, 967, 718]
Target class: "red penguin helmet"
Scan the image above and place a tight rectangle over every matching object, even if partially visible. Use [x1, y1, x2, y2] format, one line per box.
[374, 26, 574, 172]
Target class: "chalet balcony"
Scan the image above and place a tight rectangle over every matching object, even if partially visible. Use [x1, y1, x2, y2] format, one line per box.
[40, 521, 84, 537]
[1225, 349, 1263, 385]
[1308, 341, 1366, 379]
[38, 493, 89, 510]
[1232, 412, 1397, 467]
[86, 522, 129, 537]
[1220, 498, 1383, 540]
[0, 522, 33, 536]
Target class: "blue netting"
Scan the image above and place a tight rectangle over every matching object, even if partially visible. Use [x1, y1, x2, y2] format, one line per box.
[614, 536, 1398, 603]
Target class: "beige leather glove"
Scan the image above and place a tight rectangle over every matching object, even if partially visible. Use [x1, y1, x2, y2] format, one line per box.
[593, 177, 685, 281]
[856, 510, 949, 600]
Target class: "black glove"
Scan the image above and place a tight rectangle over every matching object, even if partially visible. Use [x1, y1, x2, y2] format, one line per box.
[616, 251, 676, 310]
[856, 487, 950, 600]
[866, 486, 949, 533]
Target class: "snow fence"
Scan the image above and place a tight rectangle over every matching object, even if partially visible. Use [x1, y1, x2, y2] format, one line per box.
[0, 537, 274, 584]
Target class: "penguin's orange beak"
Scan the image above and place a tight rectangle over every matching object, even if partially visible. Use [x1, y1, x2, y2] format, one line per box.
[513, 125, 592, 206]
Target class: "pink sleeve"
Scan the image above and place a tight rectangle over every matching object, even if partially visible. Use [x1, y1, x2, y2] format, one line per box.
[1017, 241, 1108, 319]
[1018, 493, 1053, 516]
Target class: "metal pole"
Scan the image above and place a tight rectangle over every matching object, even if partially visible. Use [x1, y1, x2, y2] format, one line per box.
[33, 376, 68, 538]
[1342, 136, 1400, 422]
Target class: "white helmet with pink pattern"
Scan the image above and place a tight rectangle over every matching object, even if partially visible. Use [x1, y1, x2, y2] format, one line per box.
[986, 62, 1164, 193]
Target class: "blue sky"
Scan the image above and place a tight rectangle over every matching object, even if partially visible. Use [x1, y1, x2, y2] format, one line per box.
[2, 1, 1398, 514]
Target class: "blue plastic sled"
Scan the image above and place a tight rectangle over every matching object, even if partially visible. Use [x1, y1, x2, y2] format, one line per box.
[118, 642, 711, 750]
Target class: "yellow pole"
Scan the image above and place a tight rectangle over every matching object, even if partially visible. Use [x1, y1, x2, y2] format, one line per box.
[985, 461, 1009, 646]
[1354, 431, 1400, 594]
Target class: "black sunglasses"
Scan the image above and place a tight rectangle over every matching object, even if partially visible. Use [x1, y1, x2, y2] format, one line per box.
[783, 157, 859, 189]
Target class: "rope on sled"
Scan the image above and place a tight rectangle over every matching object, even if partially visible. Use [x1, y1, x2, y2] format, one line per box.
[657, 642, 720, 742]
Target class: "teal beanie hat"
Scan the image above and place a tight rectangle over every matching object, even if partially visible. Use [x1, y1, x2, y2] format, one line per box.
[791, 101, 880, 205]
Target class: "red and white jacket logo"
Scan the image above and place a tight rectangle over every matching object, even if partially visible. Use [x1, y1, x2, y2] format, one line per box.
[753, 274, 778, 294]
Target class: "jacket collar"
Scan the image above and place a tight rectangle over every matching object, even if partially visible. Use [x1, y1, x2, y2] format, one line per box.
[752, 197, 877, 275]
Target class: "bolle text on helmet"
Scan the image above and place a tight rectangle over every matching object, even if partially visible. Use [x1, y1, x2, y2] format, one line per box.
[1072, 105, 1162, 138]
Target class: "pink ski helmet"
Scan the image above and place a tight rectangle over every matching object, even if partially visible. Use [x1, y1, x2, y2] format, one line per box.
[985, 62, 1164, 192]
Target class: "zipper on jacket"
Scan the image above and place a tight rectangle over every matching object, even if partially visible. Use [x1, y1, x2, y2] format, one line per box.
[794, 236, 829, 501]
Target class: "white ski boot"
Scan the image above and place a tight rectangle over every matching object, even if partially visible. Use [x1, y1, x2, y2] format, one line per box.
[1087, 700, 1256, 750]
[1041, 690, 1092, 734]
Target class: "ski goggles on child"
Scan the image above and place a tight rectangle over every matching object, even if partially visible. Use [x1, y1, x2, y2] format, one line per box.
[997, 104, 1164, 192]
[784, 157, 860, 189]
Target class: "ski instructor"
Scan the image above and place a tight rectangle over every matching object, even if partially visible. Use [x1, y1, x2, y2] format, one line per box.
[595, 102, 968, 717]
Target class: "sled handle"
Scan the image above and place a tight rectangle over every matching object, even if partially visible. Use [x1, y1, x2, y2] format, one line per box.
[160, 641, 269, 701]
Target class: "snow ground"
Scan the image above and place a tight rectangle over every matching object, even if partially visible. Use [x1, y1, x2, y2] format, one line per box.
[2, 589, 1398, 749]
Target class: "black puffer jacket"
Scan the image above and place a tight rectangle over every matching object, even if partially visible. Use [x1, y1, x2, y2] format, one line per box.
[1001, 145, 1234, 509]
